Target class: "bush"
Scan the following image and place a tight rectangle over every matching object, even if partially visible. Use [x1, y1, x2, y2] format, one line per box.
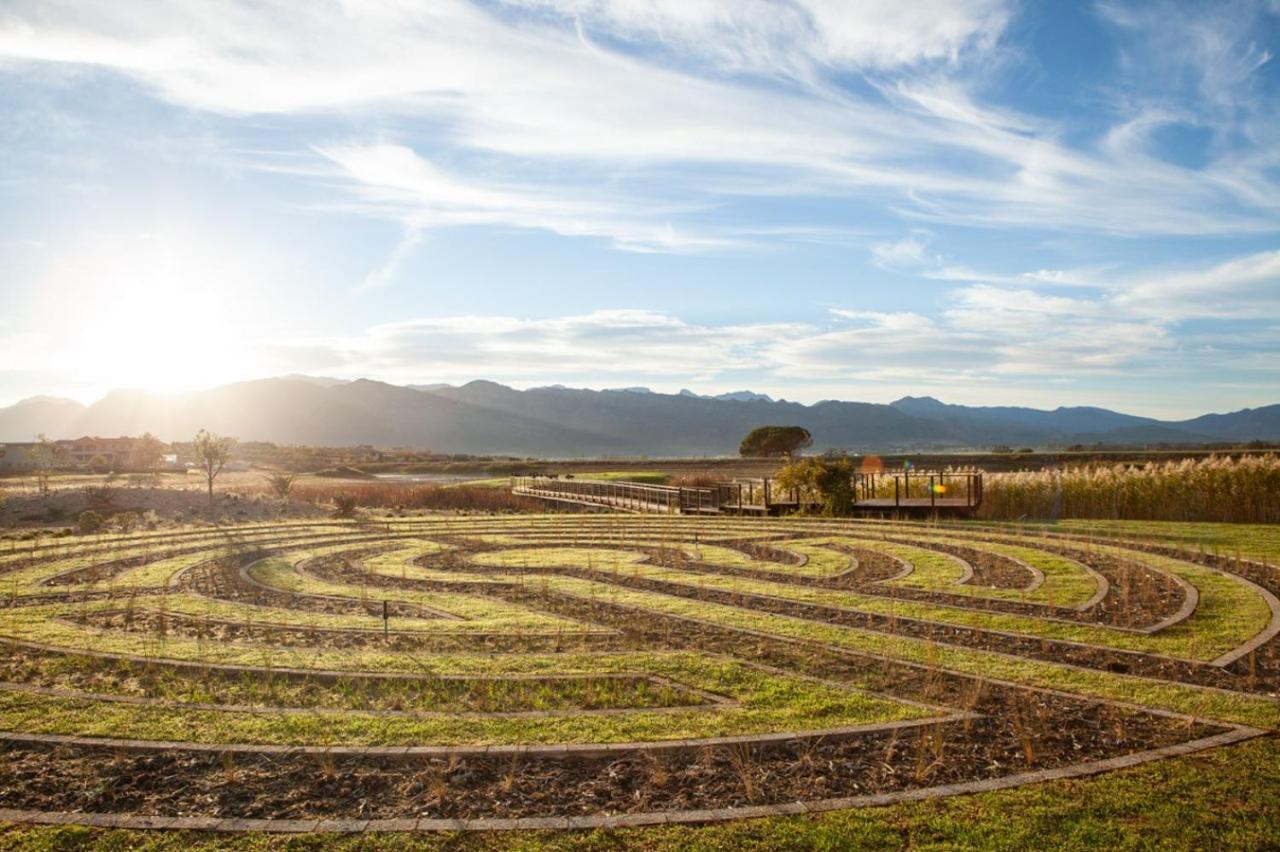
[76, 510, 105, 535]
[265, 472, 298, 501]
[115, 511, 142, 533]
[333, 494, 359, 518]
[775, 457, 854, 516]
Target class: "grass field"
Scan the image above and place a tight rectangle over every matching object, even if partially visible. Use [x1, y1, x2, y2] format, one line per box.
[0, 513, 1276, 847]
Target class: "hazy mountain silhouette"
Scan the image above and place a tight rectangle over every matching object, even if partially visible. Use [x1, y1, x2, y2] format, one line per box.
[1, 379, 1276, 455]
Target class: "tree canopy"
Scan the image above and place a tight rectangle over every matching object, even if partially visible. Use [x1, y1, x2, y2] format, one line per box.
[739, 425, 813, 458]
[775, 457, 855, 516]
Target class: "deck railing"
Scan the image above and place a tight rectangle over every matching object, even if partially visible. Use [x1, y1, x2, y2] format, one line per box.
[510, 476, 727, 514]
[512, 471, 981, 514]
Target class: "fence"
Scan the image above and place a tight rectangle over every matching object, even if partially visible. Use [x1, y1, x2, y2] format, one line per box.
[512, 471, 982, 515]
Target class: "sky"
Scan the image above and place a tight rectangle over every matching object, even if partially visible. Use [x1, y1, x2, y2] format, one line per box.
[1, 0, 1278, 419]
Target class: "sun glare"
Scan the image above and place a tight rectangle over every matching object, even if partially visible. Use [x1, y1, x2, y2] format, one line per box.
[50, 233, 254, 396]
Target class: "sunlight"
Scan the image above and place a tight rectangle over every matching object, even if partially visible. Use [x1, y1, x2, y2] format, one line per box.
[49, 232, 254, 395]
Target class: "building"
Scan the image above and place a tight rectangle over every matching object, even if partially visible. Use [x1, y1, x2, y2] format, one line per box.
[54, 436, 170, 471]
[56, 437, 139, 468]
[0, 442, 42, 472]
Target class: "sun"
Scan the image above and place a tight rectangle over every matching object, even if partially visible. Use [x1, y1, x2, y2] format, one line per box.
[49, 231, 257, 395]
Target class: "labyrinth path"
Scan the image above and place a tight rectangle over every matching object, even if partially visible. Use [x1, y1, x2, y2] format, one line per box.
[0, 515, 1277, 832]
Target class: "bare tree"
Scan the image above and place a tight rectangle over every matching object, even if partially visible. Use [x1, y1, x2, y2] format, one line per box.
[192, 430, 236, 508]
[31, 434, 61, 497]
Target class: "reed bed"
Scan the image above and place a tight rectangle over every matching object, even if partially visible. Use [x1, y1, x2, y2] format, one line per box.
[977, 454, 1280, 523]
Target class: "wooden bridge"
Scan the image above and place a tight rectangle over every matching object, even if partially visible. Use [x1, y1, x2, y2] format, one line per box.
[511, 471, 982, 516]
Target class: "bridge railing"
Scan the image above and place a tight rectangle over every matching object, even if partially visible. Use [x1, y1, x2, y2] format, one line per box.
[513, 471, 982, 514]
[511, 476, 726, 513]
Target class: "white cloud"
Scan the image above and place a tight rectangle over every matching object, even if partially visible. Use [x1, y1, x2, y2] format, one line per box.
[503, 0, 1012, 73]
[0, 0, 1275, 243]
[264, 309, 808, 383]
[870, 233, 936, 271]
[1114, 249, 1280, 319]
[317, 142, 740, 253]
[355, 226, 423, 294]
[928, 265, 1113, 289]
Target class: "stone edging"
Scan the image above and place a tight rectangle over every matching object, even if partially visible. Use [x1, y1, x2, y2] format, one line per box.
[0, 711, 975, 760]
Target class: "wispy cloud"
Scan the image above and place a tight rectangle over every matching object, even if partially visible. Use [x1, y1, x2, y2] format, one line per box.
[1, 0, 1276, 246]
[263, 309, 808, 382]
[317, 142, 742, 254]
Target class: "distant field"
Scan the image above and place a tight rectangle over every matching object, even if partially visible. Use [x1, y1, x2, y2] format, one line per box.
[0, 512, 1275, 844]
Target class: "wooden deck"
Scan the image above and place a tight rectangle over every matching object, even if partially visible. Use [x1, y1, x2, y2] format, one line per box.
[512, 472, 982, 517]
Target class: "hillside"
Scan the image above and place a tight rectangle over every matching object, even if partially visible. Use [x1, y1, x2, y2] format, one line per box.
[0, 380, 1276, 456]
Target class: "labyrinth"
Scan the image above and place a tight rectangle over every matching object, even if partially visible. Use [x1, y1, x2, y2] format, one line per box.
[0, 514, 1277, 833]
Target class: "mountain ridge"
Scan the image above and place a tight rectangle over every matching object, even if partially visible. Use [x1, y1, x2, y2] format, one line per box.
[1, 377, 1276, 455]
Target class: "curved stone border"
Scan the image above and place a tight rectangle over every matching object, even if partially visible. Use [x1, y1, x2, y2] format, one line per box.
[877, 533, 1110, 612]
[759, 534, 1118, 622]
[233, 552, 467, 621]
[1212, 573, 1280, 666]
[0, 725, 1261, 832]
[41, 528, 403, 589]
[893, 538, 1046, 594]
[961, 526, 1280, 668]
[0, 711, 975, 759]
[0, 675, 737, 721]
[1145, 571, 1200, 635]
[876, 522, 1279, 659]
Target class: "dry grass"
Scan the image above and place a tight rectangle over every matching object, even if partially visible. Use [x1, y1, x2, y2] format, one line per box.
[288, 482, 543, 513]
[977, 454, 1280, 523]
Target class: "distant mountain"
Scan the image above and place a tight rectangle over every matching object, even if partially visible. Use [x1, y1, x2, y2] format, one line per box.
[679, 389, 775, 403]
[0, 378, 1276, 455]
[1172, 405, 1280, 442]
[0, 395, 87, 440]
[714, 390, 775, 403]
[281, 374, 350, 388]
[890, 396, 1161, 438]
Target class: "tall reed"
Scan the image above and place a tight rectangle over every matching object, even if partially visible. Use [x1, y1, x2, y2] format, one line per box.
[976, 454, 1280, 523]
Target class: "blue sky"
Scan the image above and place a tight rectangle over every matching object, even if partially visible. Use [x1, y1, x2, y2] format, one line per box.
[1, 0, 1278, 418]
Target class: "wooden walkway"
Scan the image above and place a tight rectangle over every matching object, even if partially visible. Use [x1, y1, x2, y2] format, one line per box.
[511, 478, 729, 514]
[512, 472, 982, 517]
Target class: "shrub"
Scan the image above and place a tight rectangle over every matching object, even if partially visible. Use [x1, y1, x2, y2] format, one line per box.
[775, 457, 854, 516]
[76, 510, 105, 535]
[670, 474, 721, 488]
[333, 494, 359, 518]
[265, 472, 298, 501]
[115, 511, 142, 533]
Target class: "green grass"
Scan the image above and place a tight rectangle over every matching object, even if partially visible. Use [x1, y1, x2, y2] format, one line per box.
[459, 543, 1267, 661]
[0, 648, 933, 746]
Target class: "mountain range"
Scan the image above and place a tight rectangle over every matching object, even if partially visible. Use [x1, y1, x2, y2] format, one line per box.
[1, 378, 1277, 456]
